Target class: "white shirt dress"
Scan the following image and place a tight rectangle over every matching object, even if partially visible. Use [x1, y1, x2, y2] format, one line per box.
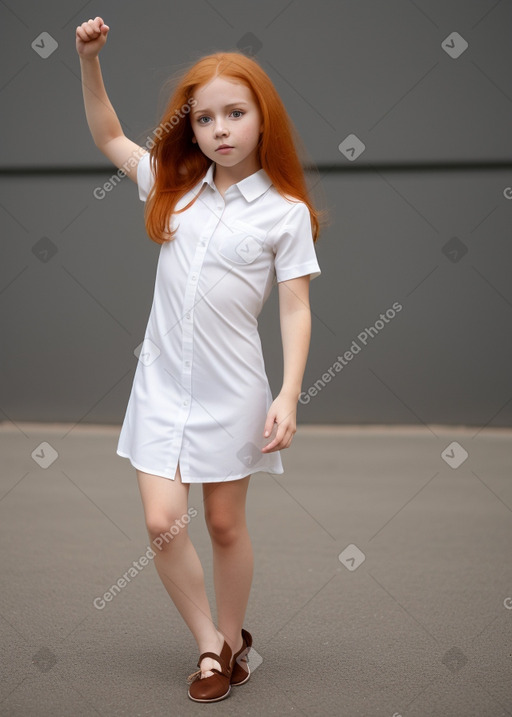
[116, 152, 321, 483]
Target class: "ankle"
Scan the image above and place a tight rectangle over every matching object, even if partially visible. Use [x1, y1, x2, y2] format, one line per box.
[215, 628, 225, 644]
[198, 627, 222, 650]
[233, 638, 244, 655]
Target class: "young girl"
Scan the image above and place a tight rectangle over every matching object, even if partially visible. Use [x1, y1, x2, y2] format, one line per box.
[77, 16, 323, 703]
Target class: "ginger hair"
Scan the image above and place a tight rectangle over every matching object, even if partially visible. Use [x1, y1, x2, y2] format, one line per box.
[143, 51, 323, 244]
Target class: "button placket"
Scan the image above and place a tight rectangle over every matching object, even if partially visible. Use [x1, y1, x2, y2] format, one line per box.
[168, 205, 224, 472]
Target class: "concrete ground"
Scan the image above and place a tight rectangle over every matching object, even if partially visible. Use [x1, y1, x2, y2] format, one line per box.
[0, 422, 511, 717]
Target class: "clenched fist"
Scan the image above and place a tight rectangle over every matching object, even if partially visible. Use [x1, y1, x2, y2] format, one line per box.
[76, 16, 110, 58]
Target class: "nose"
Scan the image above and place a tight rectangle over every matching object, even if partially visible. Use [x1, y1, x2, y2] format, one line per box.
[213, 117, 229, 137]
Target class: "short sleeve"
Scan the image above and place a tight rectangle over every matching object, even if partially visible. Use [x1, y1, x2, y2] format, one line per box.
[273, 201, 321, 283]
[136, 152, 155, 202]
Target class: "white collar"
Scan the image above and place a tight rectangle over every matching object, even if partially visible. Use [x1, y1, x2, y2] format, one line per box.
[200, 162, 273, 202]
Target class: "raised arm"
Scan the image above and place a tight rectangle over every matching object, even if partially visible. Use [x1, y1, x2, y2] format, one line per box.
[76, 17, 146, 183]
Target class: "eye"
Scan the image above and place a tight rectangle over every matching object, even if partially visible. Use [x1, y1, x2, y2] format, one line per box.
[197, 116, 211, 124]
[231, 110, 244, 118]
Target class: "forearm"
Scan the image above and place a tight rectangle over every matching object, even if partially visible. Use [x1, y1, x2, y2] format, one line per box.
[279, 307, 311, 400]
[79, 56, 123, 147]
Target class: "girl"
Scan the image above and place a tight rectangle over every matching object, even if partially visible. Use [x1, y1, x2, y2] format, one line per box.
[76, 16, 323, 703]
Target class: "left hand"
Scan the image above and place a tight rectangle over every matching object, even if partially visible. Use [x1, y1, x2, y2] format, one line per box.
[260, 392, 298, 453]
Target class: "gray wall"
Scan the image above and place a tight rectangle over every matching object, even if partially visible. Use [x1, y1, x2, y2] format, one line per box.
[1, 0, 511, 427]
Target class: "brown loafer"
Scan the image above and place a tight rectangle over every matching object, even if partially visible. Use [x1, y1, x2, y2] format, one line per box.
[230, 628, 253, 686]
[187, 638, 233, 702]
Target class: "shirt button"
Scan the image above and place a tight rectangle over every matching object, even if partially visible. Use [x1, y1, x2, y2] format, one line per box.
[185, 360, 191, 367]
[191, 274, 197, 282]
[186, 313, 191, 320]
[183, 400, 188, 406]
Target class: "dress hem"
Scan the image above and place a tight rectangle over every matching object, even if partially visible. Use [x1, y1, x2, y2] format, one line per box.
[116, 449, 284, 483]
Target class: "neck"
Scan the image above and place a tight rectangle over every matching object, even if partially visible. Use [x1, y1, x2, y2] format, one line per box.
[213, 157, 262, 190]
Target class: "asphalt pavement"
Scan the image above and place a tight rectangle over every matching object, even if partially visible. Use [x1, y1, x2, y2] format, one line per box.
[1, 422, 510, 717]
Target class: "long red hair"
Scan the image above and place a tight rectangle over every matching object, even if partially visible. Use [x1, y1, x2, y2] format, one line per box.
[143, 51, 325, 245]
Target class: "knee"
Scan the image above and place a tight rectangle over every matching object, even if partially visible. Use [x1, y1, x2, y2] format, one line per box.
[205, 510, 242, 546]
[145, 513, 188, 548]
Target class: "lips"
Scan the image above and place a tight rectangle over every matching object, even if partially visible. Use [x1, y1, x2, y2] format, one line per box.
[216, 145, 233, 150]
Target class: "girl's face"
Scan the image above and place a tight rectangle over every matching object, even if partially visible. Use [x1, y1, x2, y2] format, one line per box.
[191, 76, 263, 174]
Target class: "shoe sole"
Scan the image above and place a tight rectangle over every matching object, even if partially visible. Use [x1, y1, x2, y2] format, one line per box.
[187, 685, 231, 702]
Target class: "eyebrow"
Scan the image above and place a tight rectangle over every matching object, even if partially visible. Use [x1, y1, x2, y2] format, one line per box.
[192, 101, 249, 115]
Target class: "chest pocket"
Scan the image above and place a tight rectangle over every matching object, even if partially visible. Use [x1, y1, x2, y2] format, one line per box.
[217, 221, 267, 265]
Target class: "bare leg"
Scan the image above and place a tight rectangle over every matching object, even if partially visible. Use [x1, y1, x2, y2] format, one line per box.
[136, 464, 223, 677]
[203, 475, 253, 664]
